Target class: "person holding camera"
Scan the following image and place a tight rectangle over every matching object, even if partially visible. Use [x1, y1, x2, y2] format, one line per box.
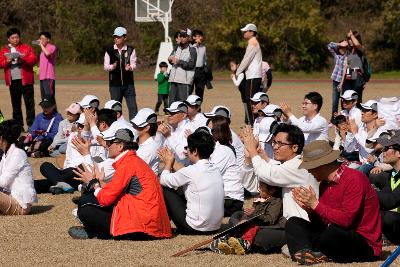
[104, 27, 138, 120]
[0, 28, 37, 131]
[342, 30, 367, 103]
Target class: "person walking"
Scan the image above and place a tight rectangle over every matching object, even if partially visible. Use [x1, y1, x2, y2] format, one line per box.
[0, 28, 37, 131]
[236, 23, 263, 125]
[104, 26, 138, 120]
[37, 31, 57, 103]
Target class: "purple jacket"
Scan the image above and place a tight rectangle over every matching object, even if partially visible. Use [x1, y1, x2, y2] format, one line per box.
[29, 112, 63, 141]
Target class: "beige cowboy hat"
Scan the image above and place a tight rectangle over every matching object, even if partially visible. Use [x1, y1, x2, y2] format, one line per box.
[299, 140, 341, 170]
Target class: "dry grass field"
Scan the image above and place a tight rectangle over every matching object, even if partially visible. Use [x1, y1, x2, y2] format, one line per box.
[0, 79, 398, 266]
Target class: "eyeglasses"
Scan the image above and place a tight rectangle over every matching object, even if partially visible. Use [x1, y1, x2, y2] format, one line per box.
[105, 140, 121, 147]
[272, 140, 293, 148]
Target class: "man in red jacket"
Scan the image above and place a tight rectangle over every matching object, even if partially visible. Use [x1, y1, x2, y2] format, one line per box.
[0, 28, 37, 130]
[286, 140, 382, 264]
[69, 127, 172, 240]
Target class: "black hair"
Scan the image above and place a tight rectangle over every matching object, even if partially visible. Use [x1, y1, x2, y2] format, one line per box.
[159, 61, 168, 68]
[97, 109, 117, 127]
[210, 116, 232, 146]
[187, 131, 215, 159]
[7, 28, 20, 38]
[333, 115, 347, 126]
[39, 31, 51, 39]
[249, 30, 257, 37]
[0, 120, 22, 145]
[192, 30, 204, 37]
[119, 140, 139, 151]
[174, 31, 180, 39]
[273, 124, 304, 155]
[148, 123, 158, 136]
[304, 91, 323, 112]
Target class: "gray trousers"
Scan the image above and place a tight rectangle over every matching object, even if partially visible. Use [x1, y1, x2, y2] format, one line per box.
[169, 82, 190, 105]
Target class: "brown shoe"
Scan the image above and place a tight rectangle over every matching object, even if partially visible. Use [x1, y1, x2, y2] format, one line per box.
[293, 249, 329, 265]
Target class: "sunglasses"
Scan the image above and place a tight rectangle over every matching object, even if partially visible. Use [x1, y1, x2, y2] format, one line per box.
[105, 140, 121, 147]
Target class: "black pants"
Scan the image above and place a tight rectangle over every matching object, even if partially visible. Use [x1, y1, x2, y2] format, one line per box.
[36, 162, 79, 192]
[109, 84, 137, 120]
[162, 187, 214, 235]
[40, 79, 56, 103]
[78, 205, 113, 238]
[190, 67, 207, 99]
[286, 217, 376, 263]
[253, 228, 286, 253]
[368, 171, 390, 190]
[9, 79, 35, 128]
[224, 198, 244, 217]
[169, 83, 189, 105]
[382, 211, 400, 245]
[244, 78, 262, 125]
[155, 94, 168, 112]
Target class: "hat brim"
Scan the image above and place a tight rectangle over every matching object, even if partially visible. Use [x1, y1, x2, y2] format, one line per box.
[299, 150, 341, 170]
[203, 112, 216, 118]
[376, 137, 396, 147]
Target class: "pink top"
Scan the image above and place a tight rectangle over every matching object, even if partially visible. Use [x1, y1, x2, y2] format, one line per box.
[39, 43, 56, 80]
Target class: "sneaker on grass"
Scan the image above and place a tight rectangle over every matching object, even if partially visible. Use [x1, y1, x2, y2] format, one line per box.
[293, 249, 329, 265]
[227, 237, 249, 255]
[209, 236, 228, 254]
[68, 226, 92, 239]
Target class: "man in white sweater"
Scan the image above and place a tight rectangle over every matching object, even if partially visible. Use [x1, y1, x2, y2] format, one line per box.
[242, 123, 318, 252]
[236, 23, 263, 125]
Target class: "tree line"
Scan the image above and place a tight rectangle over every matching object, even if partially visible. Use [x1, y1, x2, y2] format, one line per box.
[0, 0, 399, 72]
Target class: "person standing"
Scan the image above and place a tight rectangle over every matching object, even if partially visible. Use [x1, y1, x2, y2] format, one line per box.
[236, 23, 263, 125]
[104, 26, 138, 120]
[190, 30, 208, 100]
[154, 61, 169, 114]
[0, 28, 37, 131]
[168, 29, 197, 104]
[37, 31, 57, 103]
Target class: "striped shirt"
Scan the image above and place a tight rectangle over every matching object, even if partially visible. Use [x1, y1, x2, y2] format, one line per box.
[328, 42, 346, 82]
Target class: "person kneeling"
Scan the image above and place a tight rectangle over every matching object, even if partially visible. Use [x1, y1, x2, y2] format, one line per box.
[68, 128, 171, 240]
[159, 130, 224, 235]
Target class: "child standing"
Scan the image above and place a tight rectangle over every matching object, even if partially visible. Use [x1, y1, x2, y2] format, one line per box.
[155, 61, 169, 114]
[210, 181, 285, 255]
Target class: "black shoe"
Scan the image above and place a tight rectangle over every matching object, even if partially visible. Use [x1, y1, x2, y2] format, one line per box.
[68, 226, 91, 239]
[49, 186, 64, 195]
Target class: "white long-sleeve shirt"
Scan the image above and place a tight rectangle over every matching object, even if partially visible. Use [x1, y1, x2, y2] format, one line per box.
[289, 113, 329, 144]
[341, 106, 362, 128]
[160, 159, 224, 231]
[137, 137, 159, 174]
[0, 144, 37, 209]
[236, 37, 262, 79]
[103, 44, 137, 71]
[231, 73, 244, 87]
[251, 155, 319, 221]
[185, 113, 208, 133]
[231, 130, 245, 167]
[210, 142, 244, 201]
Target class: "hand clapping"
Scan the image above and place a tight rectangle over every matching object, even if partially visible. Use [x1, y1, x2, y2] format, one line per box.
[292, 186, 318, 211]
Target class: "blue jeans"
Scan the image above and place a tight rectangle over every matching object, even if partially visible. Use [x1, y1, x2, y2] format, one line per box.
[357, 163, 374, 176]
[49, 142, 67, 157]
[109, 84, 138, 120]
[331, 80, 340, 119]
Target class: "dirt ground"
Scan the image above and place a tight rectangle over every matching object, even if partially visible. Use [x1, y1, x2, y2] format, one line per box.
[0, 80, 398, 266]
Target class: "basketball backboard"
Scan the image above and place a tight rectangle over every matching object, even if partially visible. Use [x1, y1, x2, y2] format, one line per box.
[135, 0, 172, 22]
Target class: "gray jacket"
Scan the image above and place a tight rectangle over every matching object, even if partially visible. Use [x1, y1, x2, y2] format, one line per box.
[168, 45, 197, 85]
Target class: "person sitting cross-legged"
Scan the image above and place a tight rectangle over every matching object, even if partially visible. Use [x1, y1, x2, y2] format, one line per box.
[286, 140, 382, 265]
[68, 127, 172, 240]
[159, 130, 224, 235]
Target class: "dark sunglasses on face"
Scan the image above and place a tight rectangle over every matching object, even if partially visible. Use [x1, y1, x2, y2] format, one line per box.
[106, 140, 120, 147]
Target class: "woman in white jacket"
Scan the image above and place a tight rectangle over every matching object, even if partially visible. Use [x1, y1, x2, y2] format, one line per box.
[0, 120, 37, 215]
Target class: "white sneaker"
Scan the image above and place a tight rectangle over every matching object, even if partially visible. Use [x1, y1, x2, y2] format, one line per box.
[281, 244, 290, 258]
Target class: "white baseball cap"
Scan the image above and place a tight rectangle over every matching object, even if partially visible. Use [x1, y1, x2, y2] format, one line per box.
[241, 23, 257, 32]
[340, 90, 358, 101]
[164, 101, 188, 113]
[258, 117, 277, 143]
[204, 105, 231, 119]
[76, 113, 85, 125]
[250, 92, 269, 103]
[185, 95, 202, 106]
[259, 104, 283, 118]
[78, 95, 99, 109]
[131, 108, 157, 128]
[359, 100, 378, 112]
[113, 27, 127, 37]
[104, 100, 122, 112]
[102, 121, 136, 141]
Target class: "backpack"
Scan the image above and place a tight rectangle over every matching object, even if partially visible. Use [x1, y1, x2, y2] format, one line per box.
[361, 55, 371, 83]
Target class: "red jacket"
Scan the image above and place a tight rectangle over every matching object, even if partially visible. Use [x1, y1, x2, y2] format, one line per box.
[96, 150, 172, 238]
[0, 43, 36, 86]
